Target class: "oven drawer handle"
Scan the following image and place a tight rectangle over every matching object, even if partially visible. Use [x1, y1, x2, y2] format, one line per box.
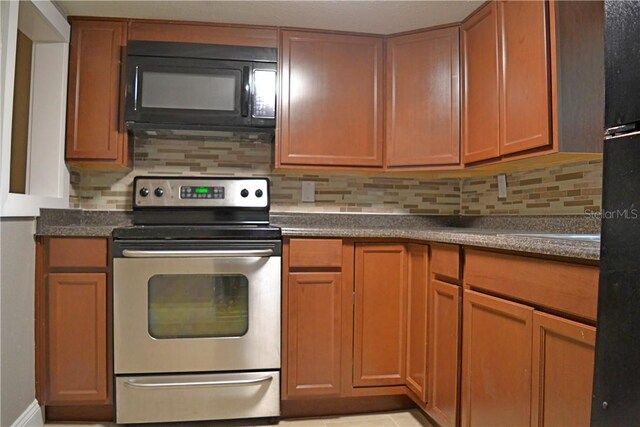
[121, 249, 274, 258]
[123, 375, 273, 389]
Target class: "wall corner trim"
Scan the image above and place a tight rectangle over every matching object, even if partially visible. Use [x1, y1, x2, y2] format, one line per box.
[11, 400, 43, 427]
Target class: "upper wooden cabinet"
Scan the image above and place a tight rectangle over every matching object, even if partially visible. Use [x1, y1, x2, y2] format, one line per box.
[462, 0, 603, 165]
[278, 30, 384, 168]
[461, 2, 501, 164]
[498, 0, 551, 155]
[386, 27, 460, 167]
[66, 20, 130, 170]
[462, 0, 550, 163]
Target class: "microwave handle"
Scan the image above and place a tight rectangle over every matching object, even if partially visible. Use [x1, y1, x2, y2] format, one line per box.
[241, 66, 250, 117]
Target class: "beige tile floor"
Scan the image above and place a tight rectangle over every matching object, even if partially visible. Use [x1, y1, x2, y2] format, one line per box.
[46, 409, 433, 427]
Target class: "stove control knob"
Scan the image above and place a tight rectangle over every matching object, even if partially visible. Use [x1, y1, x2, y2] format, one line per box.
[240, 189, 249, 198]
[139, 187, 150, 197]
[154, 187, 164, 197]
[255, 189, 264, 198]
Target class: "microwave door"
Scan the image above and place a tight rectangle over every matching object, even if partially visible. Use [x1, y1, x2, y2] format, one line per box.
[125, 57, 253, 128]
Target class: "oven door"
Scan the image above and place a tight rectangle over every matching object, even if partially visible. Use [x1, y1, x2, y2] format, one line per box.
[113, 240, 281, 374]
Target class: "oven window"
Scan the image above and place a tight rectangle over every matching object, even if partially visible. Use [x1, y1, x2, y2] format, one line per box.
[148, 274, 248, 339]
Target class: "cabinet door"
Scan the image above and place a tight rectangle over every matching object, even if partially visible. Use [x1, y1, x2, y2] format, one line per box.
[461, 290, 533, 427]
[498, 0, 551, 155]
[354, 244, 407, 387]
[66, 20, 128, 167]
[47, 273, 108, 404]
[427, 279, 461, 427]
[406, 245, 429, 399]
[461, 3, 501, 164]
[531, 312, 595, 427]
[278, 31, 384, 167]
[386, 27, 460, 167]
[286, 272, 343, 397]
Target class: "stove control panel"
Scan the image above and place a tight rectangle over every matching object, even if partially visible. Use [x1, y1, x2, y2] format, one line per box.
[133, 177, 269, 208]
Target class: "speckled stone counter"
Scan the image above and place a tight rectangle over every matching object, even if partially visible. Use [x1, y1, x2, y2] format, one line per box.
[272, 213, 601, 261]
[37, 208, 132, 237]
[37, 209, 600, 260]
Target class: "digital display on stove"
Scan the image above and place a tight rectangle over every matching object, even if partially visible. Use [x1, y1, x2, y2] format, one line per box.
[180, 186, 225, 199]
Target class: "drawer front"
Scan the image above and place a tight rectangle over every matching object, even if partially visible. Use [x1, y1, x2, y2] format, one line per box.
[289, 238, 342, 269]
[464, 249, 598, 321]
[116, 371, 280, 424]
[49, 238, 108, 268]
[431, 243, 460, 281]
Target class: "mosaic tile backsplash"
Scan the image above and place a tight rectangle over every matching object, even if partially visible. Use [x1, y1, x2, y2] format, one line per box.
[70, 138, 461, 214]
[69, 138, 603, 215]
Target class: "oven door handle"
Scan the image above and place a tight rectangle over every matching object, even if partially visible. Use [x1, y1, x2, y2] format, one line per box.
[123, 375, 273, 389]
[121, 249, 274, 258]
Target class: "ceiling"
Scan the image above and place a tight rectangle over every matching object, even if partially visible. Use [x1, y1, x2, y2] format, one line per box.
[55, 1, 483, 35]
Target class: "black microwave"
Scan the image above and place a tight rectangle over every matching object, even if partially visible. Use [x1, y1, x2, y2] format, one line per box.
[125, 41, 277, 133]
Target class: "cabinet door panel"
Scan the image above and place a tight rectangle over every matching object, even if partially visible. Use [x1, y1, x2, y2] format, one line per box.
[428, 279, 461, 427]
[532, 311, 595, 427]
[354, 244, 407, 387]
[48, 273, 108, 404]
[499, 0, 551, 154]
[461, 290, 533, 427]
[279, 31, 384, 167]
[287, 272, 342, 397]
[406, 245, 429, 399]
[66, 21, 126, 162]
[462, 3, 501, 164]
[386, 27, 460, 167]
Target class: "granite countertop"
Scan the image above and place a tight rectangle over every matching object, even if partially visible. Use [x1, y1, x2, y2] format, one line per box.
[37, 209, 601, 261]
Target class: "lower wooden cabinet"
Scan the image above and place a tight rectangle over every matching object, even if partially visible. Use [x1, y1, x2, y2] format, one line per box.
[354, 244, 407, 387]
[531, 311, 596, 427]
[37, 237, 113, 421]
[286, 272, 343, 397]
[461, 289, 596, 427]
[48, 273, 108, 404]
[461, 290, 534, 427]
[427, 279, 461, 427]
[405, 245, 429, 399]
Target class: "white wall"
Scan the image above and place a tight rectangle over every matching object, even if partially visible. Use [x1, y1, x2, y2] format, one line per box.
[0, 218, 38, 426]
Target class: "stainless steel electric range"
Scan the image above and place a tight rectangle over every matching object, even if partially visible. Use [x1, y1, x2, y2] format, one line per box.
[112, 176, 281, 425]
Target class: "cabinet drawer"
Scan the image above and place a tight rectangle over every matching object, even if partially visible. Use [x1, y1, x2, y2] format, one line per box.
[49, 238, 108, 268]
[289, 239, 342, 269]
[431, 244, 460, 281]
[464, 249, 598, 321]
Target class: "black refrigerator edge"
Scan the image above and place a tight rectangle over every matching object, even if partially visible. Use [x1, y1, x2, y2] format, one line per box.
[592, 2, 640, 426]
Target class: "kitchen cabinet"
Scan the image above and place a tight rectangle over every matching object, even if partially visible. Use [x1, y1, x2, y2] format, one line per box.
[405, 245, 429, 399]
[461, 290, 534, 427]
[426, 244, 461, 427]
[531, 312, 596, 427]
[498, 0, 551, 155]
[354, 244, 407, 387]
[462, 0, 550, 164]
[462, 248, 598, 427]
[282, 238, 348, 399]
[386, 27, 460, 168]
[47, 273, 108, 404]
[462, 0, 603, 165]
[461, 2, 500, 164]
[36, 237, 113, 421]
[277, 30, 384, 168]
[66, 19, 130, 170]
